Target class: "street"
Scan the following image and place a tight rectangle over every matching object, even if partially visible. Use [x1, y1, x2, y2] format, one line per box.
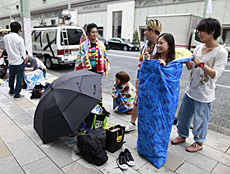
[47, 49, 230, 131]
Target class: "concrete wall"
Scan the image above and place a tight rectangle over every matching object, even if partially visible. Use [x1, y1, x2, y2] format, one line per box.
[77, 11, 107, 36]
[107, 1, 135, 40]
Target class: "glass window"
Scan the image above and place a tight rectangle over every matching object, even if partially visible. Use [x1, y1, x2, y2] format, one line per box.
[112, 11, 122, 38]
[61, 29, 83, 45]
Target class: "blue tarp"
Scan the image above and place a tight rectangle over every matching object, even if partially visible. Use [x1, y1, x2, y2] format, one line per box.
[137, 56, 193, 168]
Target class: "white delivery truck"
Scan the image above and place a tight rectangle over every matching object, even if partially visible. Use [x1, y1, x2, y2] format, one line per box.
[146, 13, 203, 51]
[31, 25, 84, 69]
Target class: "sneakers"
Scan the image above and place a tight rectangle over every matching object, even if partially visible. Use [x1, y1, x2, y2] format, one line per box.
[117, 149, 135, 170]
[117, 152, 128, 170]
[186, 142, 203, 152]
[124, 148, 135, 166]
[171, 136, 186, 144]
[125, 122, 137, 132]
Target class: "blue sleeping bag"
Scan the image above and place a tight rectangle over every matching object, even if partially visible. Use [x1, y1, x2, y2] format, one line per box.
[137, 56, 193, 168]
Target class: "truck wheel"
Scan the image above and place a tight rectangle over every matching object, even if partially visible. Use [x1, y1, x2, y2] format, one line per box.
[45, 57, 53, 69]
[123, 46, 128, 51]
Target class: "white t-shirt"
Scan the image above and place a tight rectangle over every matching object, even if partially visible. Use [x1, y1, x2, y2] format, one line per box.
[185, 44, 228, 103]
[4, 32, 26, 65]
[35, 57, 46, 70]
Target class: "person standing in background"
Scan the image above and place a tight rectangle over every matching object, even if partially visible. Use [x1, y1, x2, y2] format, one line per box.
[75, 23, 110, 115]
[4, 21, 27, 99]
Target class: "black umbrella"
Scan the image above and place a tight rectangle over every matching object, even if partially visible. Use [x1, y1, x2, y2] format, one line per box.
[34, 70, 102, 143]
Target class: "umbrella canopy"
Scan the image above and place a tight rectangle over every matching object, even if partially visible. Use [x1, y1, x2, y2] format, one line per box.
[34, 70, 102, 143]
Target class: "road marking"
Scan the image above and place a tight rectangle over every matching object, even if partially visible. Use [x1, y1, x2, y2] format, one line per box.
[107, 53, 138, 59]
[224, 69, 230, 72]
[216, 84, 230, 89]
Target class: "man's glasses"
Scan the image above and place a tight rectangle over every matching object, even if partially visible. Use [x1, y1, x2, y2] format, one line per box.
[144, 28, 152, 31]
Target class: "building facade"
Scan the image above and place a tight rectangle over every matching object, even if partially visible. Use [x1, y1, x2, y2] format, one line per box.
[0, 0, 229, 45]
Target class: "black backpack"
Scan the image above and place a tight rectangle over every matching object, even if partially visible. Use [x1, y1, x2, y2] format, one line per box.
[30, 83, 45, 99]
[77, 132, 108, 166]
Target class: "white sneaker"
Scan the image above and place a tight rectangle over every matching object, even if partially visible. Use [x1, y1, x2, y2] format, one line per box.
[125, 122, 137, 132]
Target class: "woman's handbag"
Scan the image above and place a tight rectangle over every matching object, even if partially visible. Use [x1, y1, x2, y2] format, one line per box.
[106, 125, 125, 153]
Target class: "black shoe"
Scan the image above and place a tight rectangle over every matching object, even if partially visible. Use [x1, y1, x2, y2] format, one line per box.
[116, 152, 128, 170]
[102, 106, 110, 116]
[124, 148, 135, 166]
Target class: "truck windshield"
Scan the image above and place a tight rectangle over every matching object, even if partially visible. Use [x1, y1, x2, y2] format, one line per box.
[61, 29, 83, 45]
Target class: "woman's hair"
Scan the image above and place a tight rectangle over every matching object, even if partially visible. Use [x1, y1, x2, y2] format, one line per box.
[196, 18, 221, 40]
[154, 33, 175, 63]
[115, 71, 130, 84]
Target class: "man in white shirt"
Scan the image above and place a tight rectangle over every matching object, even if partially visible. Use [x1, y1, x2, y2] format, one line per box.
[35, 53, 47, 78]
[4, 22, 27, 99]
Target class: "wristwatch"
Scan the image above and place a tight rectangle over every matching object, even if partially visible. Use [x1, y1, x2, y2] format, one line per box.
[195, 61, 205, 68]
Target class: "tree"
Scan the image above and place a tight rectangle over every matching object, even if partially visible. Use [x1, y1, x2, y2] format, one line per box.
[132, 29, 140, 45]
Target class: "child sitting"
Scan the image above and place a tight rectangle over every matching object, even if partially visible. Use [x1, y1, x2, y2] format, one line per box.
[112, 71, 136, 114]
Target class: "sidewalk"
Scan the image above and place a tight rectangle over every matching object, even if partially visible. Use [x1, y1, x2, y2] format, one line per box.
[0, 73, 230, 174]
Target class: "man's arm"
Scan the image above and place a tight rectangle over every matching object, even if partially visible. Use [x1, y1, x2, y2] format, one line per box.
[19, 38, 26, 62]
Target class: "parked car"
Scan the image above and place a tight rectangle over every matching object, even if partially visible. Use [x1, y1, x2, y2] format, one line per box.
[98, 34, 109, 50]
[108, 38, 139, 51]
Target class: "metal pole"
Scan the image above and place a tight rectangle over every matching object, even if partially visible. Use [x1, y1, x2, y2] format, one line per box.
[68, 0, 71, 15]
[203, 0, 209, 18]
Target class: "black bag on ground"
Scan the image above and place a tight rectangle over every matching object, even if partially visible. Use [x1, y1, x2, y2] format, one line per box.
[89, 129, 106, 149]
[30, 83, 45, 99]
[77, 132, 108, 166]
[106, 125, 125, 153]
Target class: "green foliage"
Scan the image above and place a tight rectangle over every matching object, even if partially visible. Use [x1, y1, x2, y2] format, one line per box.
[132, 29, 140, 45]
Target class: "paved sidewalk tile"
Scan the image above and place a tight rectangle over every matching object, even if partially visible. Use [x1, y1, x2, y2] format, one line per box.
[62, 160, 101, 174]
[39, 140, 80, 168]
[211, 163, 230, 174]
[205, 136, 230, 153]
[6, 137, 46, 166]
[226, 147, 230, 155]
[0, 113, 27, 143]
[13, 97, 36, 109]
[22, 125, 44, 146]
[207, 129, 230, 145]
[138, 162, 175, 174]
[0, 138, 11, 160]
[11, 113, 33, 128]
[1, 105, 26, 118]
[199, 145, 230, 167]
[168, 145, 217, 172]
[175, 162, 209, 174]
[23, 157, 64, 174]
[0, 156, 25, 174]
[100, 160, 132, 174]
[0, 108, 3, 114]
[24, 106, 37, 118]
[124, 133, 138, 149]
[164, 152, 184, 172]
